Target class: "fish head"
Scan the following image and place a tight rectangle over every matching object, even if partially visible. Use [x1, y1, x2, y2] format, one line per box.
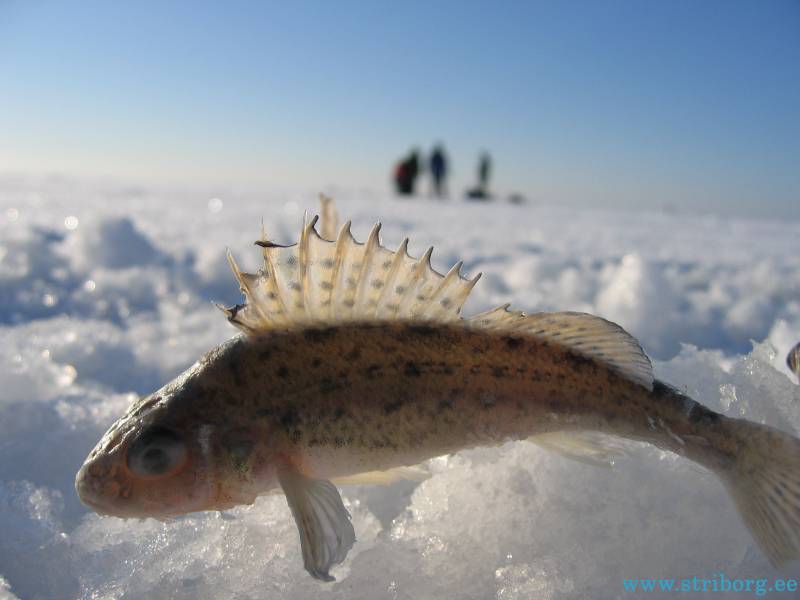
[75, 381, 279, 519]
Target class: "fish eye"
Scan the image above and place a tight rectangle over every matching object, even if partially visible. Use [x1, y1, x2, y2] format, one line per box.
[127, 427, 187, 477]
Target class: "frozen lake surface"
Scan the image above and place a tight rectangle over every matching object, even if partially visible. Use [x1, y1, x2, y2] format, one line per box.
[1, 177, 799, 599]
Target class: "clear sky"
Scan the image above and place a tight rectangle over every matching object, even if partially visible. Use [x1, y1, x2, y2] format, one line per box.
[1, 1, 798, 217]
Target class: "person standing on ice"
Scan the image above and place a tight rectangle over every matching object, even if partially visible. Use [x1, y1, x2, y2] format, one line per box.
[429, 143, 448, 198]
[478, 151, 491, 195]
[466, 151, 493, 200]
[393, 149, 420, 196]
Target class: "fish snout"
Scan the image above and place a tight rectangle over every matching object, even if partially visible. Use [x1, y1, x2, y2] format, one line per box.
[75, 455, 131, 516]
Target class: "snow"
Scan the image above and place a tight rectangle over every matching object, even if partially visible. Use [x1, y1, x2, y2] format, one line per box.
[1, 175, 800, 599]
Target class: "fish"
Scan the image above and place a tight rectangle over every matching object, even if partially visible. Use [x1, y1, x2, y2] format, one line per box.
[788, 341, 800, 384]
[76, 198, 800, 581]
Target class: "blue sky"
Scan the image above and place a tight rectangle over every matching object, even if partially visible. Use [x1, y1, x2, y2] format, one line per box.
[1, 1, 798, 217]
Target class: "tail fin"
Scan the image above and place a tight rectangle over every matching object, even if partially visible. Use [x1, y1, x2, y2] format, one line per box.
[719, 420, 800, 565]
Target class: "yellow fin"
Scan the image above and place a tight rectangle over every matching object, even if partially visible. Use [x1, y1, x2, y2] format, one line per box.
[528, 431, 626, 468]
[332, 466, 430, 486]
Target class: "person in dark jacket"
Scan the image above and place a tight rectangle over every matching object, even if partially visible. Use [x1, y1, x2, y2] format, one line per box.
[429, 144, 448, 198]
[394, 149, 420, 196]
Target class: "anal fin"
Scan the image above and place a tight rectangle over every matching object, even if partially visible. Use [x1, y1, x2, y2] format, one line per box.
[333, 465, 430, 486]
[528, 431, 626, 468]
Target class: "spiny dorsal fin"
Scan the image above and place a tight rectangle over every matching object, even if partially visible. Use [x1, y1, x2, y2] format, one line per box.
[220, 197, 653, 390]
[220, 211, 480, 330]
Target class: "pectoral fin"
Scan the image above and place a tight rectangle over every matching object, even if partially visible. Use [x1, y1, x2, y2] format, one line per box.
[278, 467, 356, 582]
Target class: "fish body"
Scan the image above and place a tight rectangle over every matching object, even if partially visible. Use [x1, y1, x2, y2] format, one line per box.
[76, 202, 800, 580]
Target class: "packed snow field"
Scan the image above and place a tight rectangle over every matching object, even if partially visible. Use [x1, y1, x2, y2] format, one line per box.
[1, 176, 799, 599]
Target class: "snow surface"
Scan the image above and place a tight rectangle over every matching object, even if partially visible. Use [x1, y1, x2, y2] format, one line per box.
[1, 176, 800, 599]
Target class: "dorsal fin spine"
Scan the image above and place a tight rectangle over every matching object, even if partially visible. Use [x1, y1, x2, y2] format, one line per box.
[399, 246, 433, 317]
[425, 260, 463, 320]
[375, 237, 409, 319]
[353, 222, 381, 314]
[227, 249, 271, 327]
[258, 233, 288, 321]
[299, 215, 320, 320]
[329, 221, 353, 320]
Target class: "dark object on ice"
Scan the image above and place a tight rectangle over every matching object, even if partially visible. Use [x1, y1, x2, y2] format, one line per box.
[788, 342, 800, 384]
[508, 193, 527, 205]
[429, 144, 448, 198]
[394, 150, 420, 196]
[478, 151, 491, 192]
[465, 186, 491, 201]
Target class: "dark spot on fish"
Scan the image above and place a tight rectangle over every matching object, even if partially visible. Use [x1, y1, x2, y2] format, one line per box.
[491, 365, 507, 378]
[449, 387, 465, 398]
[319, 378, 338, 394]
[276, 366, 289, 379]
[384, 399, 405, 414]
[333, 407, 347, 421]
[566, 350, 596, 371]
[437, 399, 454, 413]
[346, 347, 362, 361]
[259, 348, 272, 361]
[303, 327, 336, 343]
[444, 364, 455, 375]
[404, 361, 421, 377]
[408, 324, 437, 337]
[480, 391, 496, 408]
[311, 357, 322, 368]
[365, 364, 382, 379]
[280, 407, 300, 436]
[504, 336, 523, 350]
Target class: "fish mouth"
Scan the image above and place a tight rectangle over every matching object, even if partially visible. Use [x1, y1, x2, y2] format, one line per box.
[75, 462, 129, 517]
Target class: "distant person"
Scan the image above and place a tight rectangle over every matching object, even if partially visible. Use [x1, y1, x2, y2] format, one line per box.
[478, 151, 491, 194]
[393, 149, 420, 196]
[429, 144, 448, 198]
[466, 151, 493, 200]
